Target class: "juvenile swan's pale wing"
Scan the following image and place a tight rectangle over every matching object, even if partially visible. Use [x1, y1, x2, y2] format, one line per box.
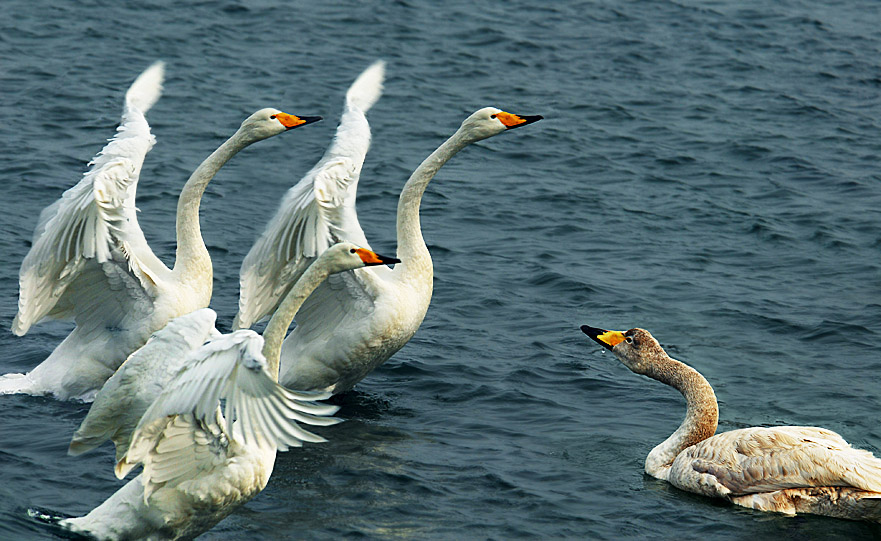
[13, 62, 171, 335]
[68, 308, 219, 461]
[234, 61, 384, 329]
[674, 426, 881, 495]
[116, 330, 341, 496]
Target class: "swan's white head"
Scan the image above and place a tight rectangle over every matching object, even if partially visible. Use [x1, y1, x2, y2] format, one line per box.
[239, 108, 322, 140]
[458, 107, 543, 142]
[318, 242, 401, 275]
[581, 326, 664, 376]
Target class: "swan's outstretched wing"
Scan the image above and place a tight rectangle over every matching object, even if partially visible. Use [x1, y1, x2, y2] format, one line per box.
[68, 308, 219, 461]
[13, 62, 171, 336]
[674, 426, 881, 496]
[115, 329, 341, 498]
[234, 61, 385, 329]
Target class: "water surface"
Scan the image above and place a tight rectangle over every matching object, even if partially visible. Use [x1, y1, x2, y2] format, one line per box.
[1, 0, 880, 539]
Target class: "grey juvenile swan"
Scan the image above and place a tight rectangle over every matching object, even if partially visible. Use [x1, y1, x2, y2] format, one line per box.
[582, 324, 881, 523]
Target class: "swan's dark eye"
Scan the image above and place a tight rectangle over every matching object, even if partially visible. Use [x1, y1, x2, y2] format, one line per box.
[270, 115, 277, 119]
[625, 336, 633, 344]
[350, 248, 357, 254]
[490, 114, 497, 119]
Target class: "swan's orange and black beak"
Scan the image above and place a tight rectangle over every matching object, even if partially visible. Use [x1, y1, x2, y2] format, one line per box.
[581, 325, 626, 350]
[275, 113, 323, 130]
[357, 248, 401, 267]
[496, 111, 543, 130]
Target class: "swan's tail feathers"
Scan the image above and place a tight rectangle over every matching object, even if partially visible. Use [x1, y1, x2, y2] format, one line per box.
[0, 372, 36, 395]
[125, 61, 165, 114]
[345, 60, 385, 113]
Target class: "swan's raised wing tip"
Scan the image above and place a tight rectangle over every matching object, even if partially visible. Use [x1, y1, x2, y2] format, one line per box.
[345, 60, 385, 113]
[125, 61, 165, 114]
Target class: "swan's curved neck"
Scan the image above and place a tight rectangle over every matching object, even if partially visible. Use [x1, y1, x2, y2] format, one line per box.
[644, 354, 718, 478]
[173, 130, 253, 281]
[261, 261, 332, 380]
[395, 128, 471, 277]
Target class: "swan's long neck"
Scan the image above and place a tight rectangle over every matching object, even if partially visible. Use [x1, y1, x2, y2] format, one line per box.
[395, 128, 472, 279]
[644, 354, 718, 479]
[261, 261, 331, 381]
[173, 130, 253, 284]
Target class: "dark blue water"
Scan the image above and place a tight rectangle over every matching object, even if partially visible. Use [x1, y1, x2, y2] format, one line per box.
[1, 0, 880, 538]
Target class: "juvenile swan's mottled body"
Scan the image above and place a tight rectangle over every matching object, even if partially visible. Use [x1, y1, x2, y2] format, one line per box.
[60, 243, 398, 540]
[2, 62, 320, 400]
[238, 83, 542, 393]
[582, 325, 881, 523]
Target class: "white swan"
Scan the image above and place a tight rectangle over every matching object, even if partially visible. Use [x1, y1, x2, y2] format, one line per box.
[581, 325, 881, 522]
[58, 243, 399, 540]
[237, 100, 542, 393]
[3, 62, 321, 400]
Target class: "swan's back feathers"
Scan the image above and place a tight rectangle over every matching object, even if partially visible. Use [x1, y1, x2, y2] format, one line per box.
[235, 62, 383, 329]
[124, 61, 164, 114]
[13, 62, 170, 335]
[69, 308, 218, 461]
[116, 329, 341, 493]
[672, 426, 881, 496]
[345, 60, 385, 113]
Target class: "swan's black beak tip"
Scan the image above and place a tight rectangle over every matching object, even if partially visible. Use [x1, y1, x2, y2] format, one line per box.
[580, 325, 619, 350]
[362, 251, 401, 266]
[580, 325, 602, 338]
[297, 115, 323, 127]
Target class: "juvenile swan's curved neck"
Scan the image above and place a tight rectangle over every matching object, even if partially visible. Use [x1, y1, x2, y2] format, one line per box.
[174, 130, 253, 281]
[395, 128, 472, 276]
[644, 355, 719, 478]
[261, 260, 331, 381]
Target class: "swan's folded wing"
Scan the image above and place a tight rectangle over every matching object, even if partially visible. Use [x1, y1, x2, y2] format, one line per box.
[234, 62, 385, 330]
[69, 308, 218, 461]
[685, 426, 881, 495]
[287, 266, 385, 351]
[13, 62, 170, 335]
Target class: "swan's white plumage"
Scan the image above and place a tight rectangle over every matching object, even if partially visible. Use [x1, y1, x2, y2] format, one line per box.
[14, 61, 167, 336]
[68, 308, 219, 460]
[114, 329, 340, 491]
[239, 94, 542, 393]
[4, 62, 315, 400]
[60, 243, 394, 540]
[235, 61, 384, 330]
[61, 330, 340, 539]
[122, 330, 338, 453]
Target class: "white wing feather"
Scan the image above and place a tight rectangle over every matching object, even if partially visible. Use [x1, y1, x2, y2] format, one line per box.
[13, 61, 170, 335]
[234, 61, 385, 329]
[68, 308, 218, 460]
[116, 330, 341, 496]
[286, 268, 380, 346]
